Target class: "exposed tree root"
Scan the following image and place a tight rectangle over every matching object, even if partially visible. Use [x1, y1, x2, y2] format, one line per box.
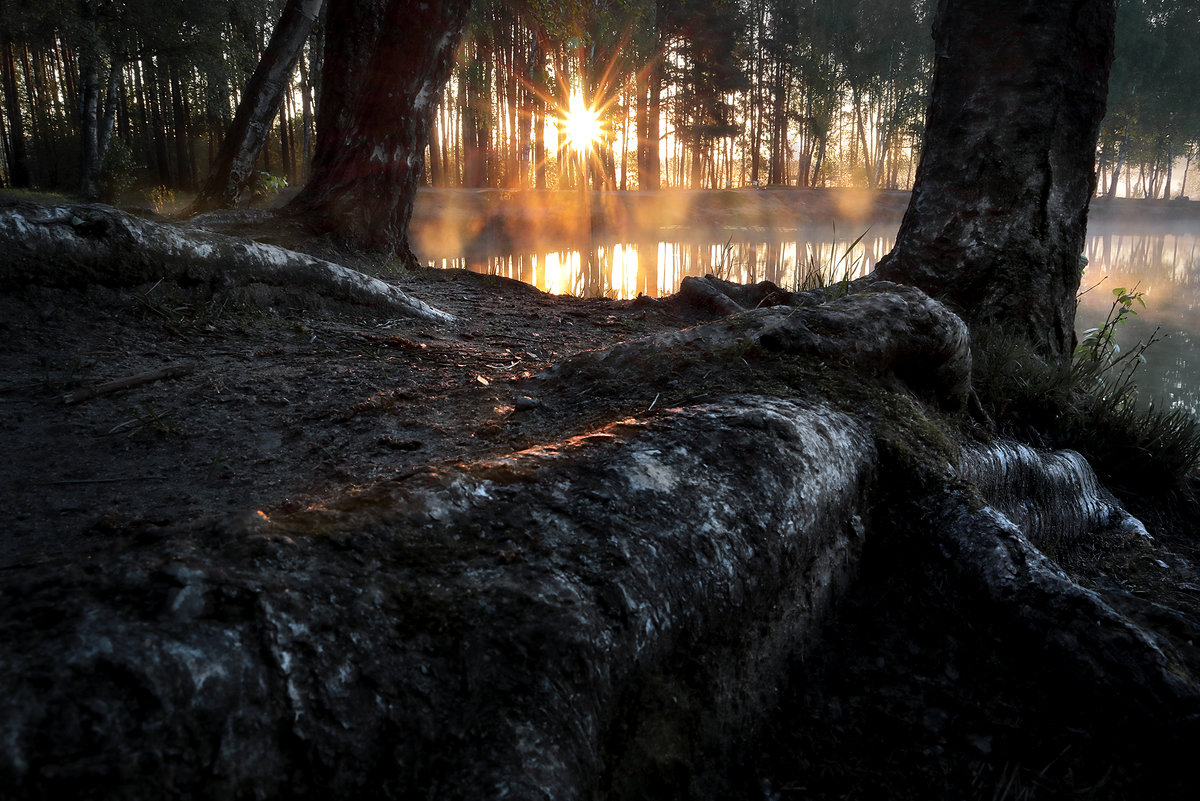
[0, 201, 453, 323]
[1, 280, 1197, 799]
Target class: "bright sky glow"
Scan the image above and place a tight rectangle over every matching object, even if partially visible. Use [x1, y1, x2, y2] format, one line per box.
[561, 93, 603, 153]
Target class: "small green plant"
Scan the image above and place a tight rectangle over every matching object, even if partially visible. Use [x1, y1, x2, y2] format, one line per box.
[253, 171, 288, 202]
[1074, 286, 1145, 366]
[147, 185, 176, 214]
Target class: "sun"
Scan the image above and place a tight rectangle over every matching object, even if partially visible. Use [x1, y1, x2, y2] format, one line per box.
[560, 93, 604, 154]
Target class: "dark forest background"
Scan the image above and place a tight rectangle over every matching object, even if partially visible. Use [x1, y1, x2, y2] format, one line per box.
[0, 0, 1196, 205]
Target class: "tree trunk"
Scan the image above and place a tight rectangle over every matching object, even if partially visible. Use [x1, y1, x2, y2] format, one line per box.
[298, 50, 314, 179]
[287, 0, 469, 257]
[168, 61, 192, 190]
[189, 0, 325, 214]
[875, 0, 1117, 360]
[645, 65, 662, 191]
[98, 59, 121, 163]
[77, 33, 101, 200]
[0, 32, 30, 188]
[1163, 139, 1174, 200]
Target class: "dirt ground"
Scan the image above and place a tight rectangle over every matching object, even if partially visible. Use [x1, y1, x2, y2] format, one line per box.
[4, 194, 1200, 798]
[0, 251, 689, 570]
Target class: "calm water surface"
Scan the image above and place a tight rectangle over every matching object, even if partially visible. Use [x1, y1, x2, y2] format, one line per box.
[423, 219, 1200, 414]
[1077, 222, 1200, 414]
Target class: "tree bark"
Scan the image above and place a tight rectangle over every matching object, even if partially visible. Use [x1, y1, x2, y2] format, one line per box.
[0, 201, 454, 323]
[288, 0, 469, 259]
[76, 3, 101, 201]
[874, 0, 1117, 360]
[189, 0, 325, 214]
[0, 31, 30, 188]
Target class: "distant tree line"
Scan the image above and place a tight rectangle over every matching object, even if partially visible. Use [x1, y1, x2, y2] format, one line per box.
[1098, 0, 1200, 200]
[0, 0, 1193, 201]
[0, 0, 316, 201]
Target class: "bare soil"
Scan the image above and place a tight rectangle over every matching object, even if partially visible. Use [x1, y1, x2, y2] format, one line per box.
[0, 252, 690, 570]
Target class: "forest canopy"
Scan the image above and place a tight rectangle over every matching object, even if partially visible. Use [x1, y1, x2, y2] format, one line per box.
[0, 0, 1195, 202]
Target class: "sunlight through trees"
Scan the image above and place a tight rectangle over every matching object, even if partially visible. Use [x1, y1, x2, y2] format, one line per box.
[0, 0, 1195, 200]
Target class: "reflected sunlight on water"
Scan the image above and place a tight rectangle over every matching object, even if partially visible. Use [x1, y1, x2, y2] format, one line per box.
[423, 225, 899, 299]
[423, 218, 1200, 413]
[1078, 223, 1200, 414]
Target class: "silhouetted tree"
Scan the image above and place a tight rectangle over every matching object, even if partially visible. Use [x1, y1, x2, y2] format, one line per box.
[287, 0, 470, 257]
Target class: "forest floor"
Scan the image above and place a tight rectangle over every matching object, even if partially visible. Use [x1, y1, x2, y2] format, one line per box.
[3, 190, 1200, 798]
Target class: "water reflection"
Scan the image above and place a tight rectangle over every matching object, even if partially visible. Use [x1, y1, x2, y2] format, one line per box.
[423, 225, 899, 299]
[423, 220, 1200, 414]
[1078, 223, 1200, 415]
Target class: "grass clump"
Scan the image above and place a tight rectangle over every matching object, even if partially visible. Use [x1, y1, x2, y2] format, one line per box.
[972, 289, 1200, 498]
[792, 227, 869, 297]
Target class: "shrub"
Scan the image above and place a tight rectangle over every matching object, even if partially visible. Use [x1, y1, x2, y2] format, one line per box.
[972, 295, 1200, 498]
[97, 139, 137, 202]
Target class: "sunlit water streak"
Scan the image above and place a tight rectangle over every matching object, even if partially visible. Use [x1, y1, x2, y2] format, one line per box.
[423, 224, 900, 299]
[424, 220, 1200, 414]
[1077, 223, 1200, 415]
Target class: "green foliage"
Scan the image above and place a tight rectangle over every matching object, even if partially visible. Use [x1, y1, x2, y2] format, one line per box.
[1074, 286, 1146, 365]
[1100, 0, 1200, 197]
[96, 139, 137, 202]
[147, 185, 177, 213]
[973, 304, 1200, 498]
[253, 171, 288, 202]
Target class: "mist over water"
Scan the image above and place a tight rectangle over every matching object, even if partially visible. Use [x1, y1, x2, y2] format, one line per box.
[414, 190, 1200, 414]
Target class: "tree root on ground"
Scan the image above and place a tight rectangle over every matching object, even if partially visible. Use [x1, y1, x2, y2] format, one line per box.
[0, 201, 453, 323]
[2, 281, 1197, 798]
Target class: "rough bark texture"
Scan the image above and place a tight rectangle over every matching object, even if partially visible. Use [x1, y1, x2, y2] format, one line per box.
[189, 0, 325, 214]
[0, 202, 453, 322]
[287, 0, 470, 258]
[0, 396, 876, 800]
[875, 0, 1117, 359]
[4, 282, 1196, 798]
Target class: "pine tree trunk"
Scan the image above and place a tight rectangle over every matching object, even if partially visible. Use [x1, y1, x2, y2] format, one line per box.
[875, 0, 1117, 360]
[646, 66, 662, 191]
[0, 32, 30, 188]
[287, 0, 469, 257]
[77, 12, 101, 202]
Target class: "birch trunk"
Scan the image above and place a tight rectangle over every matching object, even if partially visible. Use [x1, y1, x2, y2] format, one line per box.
[189, 0, 325, 214]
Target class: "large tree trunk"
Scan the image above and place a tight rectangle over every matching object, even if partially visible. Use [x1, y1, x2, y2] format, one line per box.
[875, 0, 1117, 360]
[189, 0, 326, 214]
[288, 0, 469, 259]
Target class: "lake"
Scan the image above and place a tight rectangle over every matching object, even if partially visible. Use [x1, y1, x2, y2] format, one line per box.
[1078, 221, 1200, 414]
[419, 202, 1200, 414]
